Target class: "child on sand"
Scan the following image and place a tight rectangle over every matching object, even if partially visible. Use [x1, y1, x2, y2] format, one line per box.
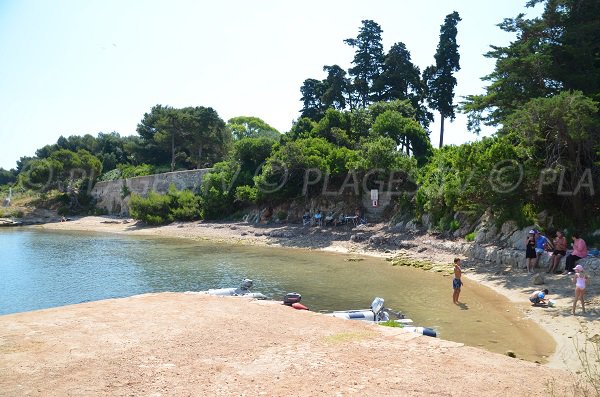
[572, 264, 590, 315]
[529, 289, 549, 306]
[453, 258, 463, 304]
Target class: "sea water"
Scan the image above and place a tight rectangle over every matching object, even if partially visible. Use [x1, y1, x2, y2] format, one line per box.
[0, 228, 553, 362]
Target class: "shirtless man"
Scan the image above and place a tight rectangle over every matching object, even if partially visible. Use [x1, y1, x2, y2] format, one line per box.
[453, 258, 463, 304]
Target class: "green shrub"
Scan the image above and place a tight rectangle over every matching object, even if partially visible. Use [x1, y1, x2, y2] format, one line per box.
[449, 219, 460, 231]
[465, 232, 476, 242]
[120, 184, 131, 198]
[378, 320, 403, 328]
[416, 136, 530, 229]
[89, 207, 108, 216]
[118, 164, 154, 179]
[234, 185, 258, 204]
[168, 187, 201, 221]
[129, 192, 172, 225]
[129, 185, 202, 225]
[2, 209, 25, 218]
[276, 210, 288, 221]
[99, 168, 122, 181]
[199, 162, 239, 220]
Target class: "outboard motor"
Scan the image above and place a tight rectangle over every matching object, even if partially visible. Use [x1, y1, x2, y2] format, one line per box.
[331, 297, 388, 321]
[239, 278, 253, 293]
[283, 292, 308, 310]
[283, 292, 302, 306]
[370, 297, 389, 322]
[206, 278, 267, 299]
[329, 297, 437, 337]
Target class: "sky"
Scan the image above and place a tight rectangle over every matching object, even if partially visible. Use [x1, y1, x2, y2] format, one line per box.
[0, 0, 543, 170]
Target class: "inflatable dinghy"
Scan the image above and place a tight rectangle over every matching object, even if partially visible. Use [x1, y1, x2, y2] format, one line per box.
[205, 279, 267, 299]
[330, 297, 437, 337]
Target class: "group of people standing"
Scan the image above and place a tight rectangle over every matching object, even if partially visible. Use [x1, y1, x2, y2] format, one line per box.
[525, 229, 591, 315]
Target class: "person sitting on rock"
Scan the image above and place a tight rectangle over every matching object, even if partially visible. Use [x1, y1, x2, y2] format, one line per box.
[534, 231, 551, 269]
[314, 210, 322, 226]
[564, 232, 588, 275]
[324, 211, 335, 226]
[548, 230, 567, 274]
[302, 211, 311, 226]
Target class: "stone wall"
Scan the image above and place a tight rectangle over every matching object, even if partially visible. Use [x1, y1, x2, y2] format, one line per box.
[91, 169, 212, 215]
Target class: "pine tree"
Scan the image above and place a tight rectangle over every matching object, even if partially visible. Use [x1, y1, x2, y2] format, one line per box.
[425, 11, 461, 148]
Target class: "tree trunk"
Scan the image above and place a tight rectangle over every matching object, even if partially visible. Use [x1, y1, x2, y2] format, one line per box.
[568, 141, 584, 224]
[197, 145, 203, 169]
[171, 133, 175, 172]
[439, 115, 445, 148]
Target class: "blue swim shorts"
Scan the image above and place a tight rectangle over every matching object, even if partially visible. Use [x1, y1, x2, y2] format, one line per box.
[453, 278, 463, 289]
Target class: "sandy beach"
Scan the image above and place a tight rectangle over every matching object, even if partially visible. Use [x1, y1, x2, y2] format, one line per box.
[0, 292, 580, 397]
[2, 215, 597, 395]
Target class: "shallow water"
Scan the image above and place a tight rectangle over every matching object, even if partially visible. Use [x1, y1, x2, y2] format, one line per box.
[0, 228, 553, 362]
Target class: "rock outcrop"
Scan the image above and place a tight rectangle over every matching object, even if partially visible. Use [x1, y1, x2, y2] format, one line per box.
[421, 221, 600, 272]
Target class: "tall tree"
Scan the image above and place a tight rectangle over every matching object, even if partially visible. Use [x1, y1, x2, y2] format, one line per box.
[183, 106, 230, 169]
[321, 65, 349, 111]
[227, 116, 280, 140]
[0, 168, 17, 185]
[299, 78, 326, 121]
[371, 110, 433, 165]
[424, 11, 461, 148]
[463, 0, 600, 131]
[502, 91, 600, 224]
[136, 105, 230, 171]
[147, 106, 183, 172]
[344, 20, 385, 108]
[380, 42, 431, 127]
[136, 105, 176, 168]
[548, 0, 600, 96]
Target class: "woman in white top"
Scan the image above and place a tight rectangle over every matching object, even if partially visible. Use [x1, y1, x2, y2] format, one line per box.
[572, 264, 590, 315]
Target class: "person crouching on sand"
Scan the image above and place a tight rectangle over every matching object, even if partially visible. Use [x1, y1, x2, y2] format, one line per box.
[529, 289, 549, 306]
[453, 258, 463, 304]
[572, 264, 590, 315]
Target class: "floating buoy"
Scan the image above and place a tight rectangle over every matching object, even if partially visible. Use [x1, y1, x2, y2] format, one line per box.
[291, 302, 309, 310]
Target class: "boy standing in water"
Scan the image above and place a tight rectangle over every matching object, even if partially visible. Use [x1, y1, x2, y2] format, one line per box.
[453, 258, 463, 304]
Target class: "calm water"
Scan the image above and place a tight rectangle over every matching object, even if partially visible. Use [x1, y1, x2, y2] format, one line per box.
[0, 228, 553, 361]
